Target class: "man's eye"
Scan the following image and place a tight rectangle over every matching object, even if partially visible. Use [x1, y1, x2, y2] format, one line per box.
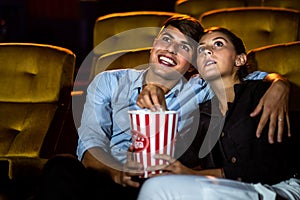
[181, 44, 190, 52]
[162, 36, 171, 43]
[215, 41, 223, 47]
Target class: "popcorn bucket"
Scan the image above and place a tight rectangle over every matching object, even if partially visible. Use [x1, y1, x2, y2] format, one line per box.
[128, 110, 179, 178]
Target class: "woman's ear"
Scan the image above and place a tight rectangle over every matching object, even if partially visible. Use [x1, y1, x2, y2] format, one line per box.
[187, 66, 195, 73]
[235, 53, 247, 66]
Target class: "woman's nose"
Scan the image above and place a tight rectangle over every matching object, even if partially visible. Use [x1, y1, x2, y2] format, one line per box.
[205, 47, 212, 55]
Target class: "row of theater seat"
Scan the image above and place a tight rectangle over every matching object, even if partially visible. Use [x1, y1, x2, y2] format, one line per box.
[174, 0, 300, 18]
[83, 7, 300, 81]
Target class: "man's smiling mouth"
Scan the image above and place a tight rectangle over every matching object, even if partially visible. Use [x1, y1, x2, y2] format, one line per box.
[158, 55, 177, 67]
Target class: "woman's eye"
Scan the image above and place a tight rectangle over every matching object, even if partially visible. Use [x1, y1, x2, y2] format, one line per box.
[198, 46, 205, 53]
[215, 41, 223, 47]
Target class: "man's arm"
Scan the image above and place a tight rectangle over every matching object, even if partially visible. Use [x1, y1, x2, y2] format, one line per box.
[137, 72, 291, 144]
[82, 147, 141, 188]
[250, 73, 291, 143]
[78, 72, 141, 188]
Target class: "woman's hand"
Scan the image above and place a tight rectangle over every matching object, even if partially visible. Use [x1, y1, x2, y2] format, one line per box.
[147, 154, 196, 176]
[147, 154, 224, 178]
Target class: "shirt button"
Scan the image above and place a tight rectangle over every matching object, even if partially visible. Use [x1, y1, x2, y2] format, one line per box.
[231, 157, 237, 163]
[221, 132, 225, 137]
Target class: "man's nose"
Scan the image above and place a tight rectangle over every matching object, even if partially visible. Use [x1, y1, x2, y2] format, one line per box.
[167, 42, 178, 54]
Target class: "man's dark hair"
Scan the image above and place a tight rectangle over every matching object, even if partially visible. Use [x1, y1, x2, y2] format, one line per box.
[162, 14, 204, 44]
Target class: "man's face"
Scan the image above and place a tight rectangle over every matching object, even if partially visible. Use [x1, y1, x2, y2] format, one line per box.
[148, 26, 195, 81]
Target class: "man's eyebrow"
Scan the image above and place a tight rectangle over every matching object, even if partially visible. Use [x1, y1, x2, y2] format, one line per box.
[162, 30, 194, 48]
[161, 31, 174, 39]
[181, 40, 194, 49]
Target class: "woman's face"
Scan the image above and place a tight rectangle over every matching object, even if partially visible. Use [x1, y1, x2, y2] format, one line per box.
[196, 31, 238, 81]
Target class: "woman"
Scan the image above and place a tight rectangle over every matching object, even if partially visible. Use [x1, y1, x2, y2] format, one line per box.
[137, 27, 300, 200]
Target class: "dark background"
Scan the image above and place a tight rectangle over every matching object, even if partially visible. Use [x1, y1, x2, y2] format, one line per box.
[0, 0, 177, 71]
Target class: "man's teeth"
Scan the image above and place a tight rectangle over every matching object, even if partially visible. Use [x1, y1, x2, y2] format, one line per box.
[160, 56, 175, 65]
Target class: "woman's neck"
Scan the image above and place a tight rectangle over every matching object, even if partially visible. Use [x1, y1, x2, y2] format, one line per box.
[209, 76, 240, 115]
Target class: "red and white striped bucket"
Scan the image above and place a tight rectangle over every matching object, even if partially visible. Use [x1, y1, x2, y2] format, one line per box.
[128, 110, 179, 178]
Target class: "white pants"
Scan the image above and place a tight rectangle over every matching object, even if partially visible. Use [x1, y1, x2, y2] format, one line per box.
[137, 175, 300, 200]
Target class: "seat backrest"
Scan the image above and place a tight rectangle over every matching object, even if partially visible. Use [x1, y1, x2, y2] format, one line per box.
[247, 41, 300, 111]
[174, 0, 247, 19]
[84, 11, 178, 83]
[199, 7, 300, 51]
[93, 11, 178, 57]
[93, 47, 199, 82]
[261, 0, 300, 11]
[0, 43, 76, 158]
[248, 41, 300, 172]
[93, 47, 151, 77]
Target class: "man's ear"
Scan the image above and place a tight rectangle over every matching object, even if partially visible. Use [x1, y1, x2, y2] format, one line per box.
[235, 53, 247, 66]
[150, 38, 158, 54]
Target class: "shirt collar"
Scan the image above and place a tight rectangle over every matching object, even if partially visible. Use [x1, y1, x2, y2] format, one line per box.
[132, 68, 188, 97]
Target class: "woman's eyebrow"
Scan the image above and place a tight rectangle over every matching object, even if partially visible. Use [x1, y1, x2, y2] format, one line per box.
[199, 36, 229, 45]
[212, 36, 228, 43]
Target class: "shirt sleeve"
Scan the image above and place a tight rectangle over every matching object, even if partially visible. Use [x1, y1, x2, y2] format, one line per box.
[76, 72, 115, 161]
[244, 71, 268, 80]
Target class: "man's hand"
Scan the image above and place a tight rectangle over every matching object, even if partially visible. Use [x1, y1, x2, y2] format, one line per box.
[136, 84, 167, 111]
[250, 74, 291, 143]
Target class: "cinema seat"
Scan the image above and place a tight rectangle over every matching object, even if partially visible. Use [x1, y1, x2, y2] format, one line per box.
[199, 7, 300, 51]
[174, 0, 246, 19]
[0, 43, 75, 182]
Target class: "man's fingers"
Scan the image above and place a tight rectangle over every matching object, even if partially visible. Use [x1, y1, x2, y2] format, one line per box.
[136, 87, 166, 111]
[256, 112, 269, 139]
[149, 91, 161, 106]
[277, 113, 291, 142]
[276, 115, 285, 143]
[250, 101, 263, 117]
[268, 113, 279, 144]
[285, 113, 291, 137]
[140, 93, 154, 109]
